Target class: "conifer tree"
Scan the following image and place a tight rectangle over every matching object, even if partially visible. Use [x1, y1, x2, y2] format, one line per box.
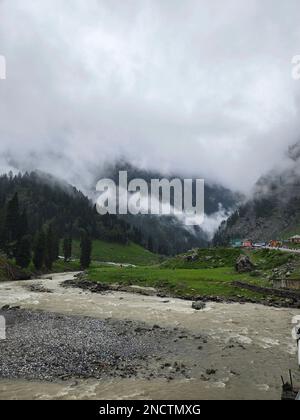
[52, 228, 60, 261]
[63, 236, 72, 262]
[148, 236, 154, 253]
[33, 231, 46, 270]
[15, 235, 31, 269]
[80, 232, 92, 269]
[17, 210, 29, 240]
[5, 192, 20, 243]
[45, 224, 56, 270]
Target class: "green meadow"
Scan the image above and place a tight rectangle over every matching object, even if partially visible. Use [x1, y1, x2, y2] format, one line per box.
[66, 239, 161, 266]
[85, 247, 300, 301]
[87, 265, 268, 300]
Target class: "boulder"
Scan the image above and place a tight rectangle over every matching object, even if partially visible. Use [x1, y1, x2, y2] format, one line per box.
[183, 249, 199, 262]
[235, 255, 255, 273]
[192, 301, 206, 310]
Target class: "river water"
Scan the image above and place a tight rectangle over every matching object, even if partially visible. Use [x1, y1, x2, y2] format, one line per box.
[0, 272, 299, 400]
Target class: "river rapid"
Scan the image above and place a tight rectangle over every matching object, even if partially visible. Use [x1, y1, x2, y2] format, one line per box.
[0, 272, 299, 400]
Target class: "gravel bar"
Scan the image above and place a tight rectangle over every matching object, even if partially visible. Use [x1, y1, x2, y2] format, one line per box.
[0, 308, 202, 382]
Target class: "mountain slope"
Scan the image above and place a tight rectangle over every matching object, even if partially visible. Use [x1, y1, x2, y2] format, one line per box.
[0, 171, 145, 252]
[214, 143, 300, 243]
[93, 161, 241, 254]
[70, 239, 160, 265]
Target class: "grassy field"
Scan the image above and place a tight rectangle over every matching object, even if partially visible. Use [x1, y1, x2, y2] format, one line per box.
[162, 248, 241, 269]
[87, 264, 270, 300]
[0, 239, 159, 282]
[68, 240, 160, 266]
[86, 247, 300, 301]
[245, 248, 296, 270]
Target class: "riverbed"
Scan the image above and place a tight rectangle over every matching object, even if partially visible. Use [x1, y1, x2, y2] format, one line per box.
[0, 272, 299, 400]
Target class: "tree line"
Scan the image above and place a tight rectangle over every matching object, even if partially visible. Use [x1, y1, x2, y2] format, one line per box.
[0, 172, 179, 271]
[0, 190, 92, 270]
[0, 172, 137, 270]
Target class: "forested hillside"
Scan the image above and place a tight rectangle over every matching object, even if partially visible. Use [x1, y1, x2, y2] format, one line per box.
[0, 171, 143, 269]
[93, 161, 241, 254]
[214, 143, 300, 244]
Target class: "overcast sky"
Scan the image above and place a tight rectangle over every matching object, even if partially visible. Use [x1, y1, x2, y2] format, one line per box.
[0, 0, 300, 193]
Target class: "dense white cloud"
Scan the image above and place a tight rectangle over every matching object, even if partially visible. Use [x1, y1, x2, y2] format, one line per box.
[0, 0, 300, 192]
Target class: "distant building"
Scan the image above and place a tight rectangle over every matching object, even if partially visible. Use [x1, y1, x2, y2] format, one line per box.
[288, 235, 300, 244]
[269, 240, 282, 248]
[253, 242, 267, 248]
[242, 240, 253, 248]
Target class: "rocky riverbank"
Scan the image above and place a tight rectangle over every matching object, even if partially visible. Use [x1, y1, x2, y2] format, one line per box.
[0, 306, 205, 383]
[62, 275, 300, 309]
[0, 272, 299, 400]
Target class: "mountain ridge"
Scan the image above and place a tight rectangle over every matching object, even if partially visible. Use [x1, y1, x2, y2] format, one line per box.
[214, 142, 300, 244]
[92, 160, 242, 253]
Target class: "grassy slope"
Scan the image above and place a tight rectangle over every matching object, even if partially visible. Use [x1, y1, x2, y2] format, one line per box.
[87, 247, 300, 301]
[0, 256, 31, 282]
[0, 259, 82, 282]
[162, 248, 241, 269]
[69, 240, 160, 266]
[246, 249, 295, 270]
[0, 239, 158, 282]
[87, 265, 268, 300]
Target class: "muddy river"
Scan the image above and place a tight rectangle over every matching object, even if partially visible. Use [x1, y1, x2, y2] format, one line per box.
[0, 272, 299, 400]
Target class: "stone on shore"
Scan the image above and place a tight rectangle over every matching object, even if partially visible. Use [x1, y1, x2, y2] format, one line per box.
[192, 301, 206, 310]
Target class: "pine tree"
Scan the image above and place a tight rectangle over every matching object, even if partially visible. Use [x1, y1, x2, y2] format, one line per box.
[45, 224, 56, 270]
[33, 231, 46, 270]
[80, 232, 92, 269]
[15, 235, 32, 268]
[0, 207, 8, 252]
[52, 228, 60, 261]
[4, 192, 20, 257]
[63, 236, 72, 262]
[18, 210, 29, 240]
[158, 243, 168, 256]
[54, 237, 60, 260]
[148, 236, 154, 253]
